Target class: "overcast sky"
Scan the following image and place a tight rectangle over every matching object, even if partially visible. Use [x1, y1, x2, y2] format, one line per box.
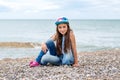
[0, 0, 120, 19]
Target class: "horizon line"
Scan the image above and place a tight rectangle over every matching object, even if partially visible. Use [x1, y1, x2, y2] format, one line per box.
[0, 18, 120, 20]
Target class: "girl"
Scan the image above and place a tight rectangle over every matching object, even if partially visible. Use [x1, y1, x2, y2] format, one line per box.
[30, 17, 79, 67]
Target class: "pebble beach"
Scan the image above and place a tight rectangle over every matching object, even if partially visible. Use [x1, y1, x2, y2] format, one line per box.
[0, 17, 120, 80]
[0, 48, 120, 80]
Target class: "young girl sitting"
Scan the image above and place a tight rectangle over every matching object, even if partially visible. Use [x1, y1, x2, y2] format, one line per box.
[30, 17, 79, 67]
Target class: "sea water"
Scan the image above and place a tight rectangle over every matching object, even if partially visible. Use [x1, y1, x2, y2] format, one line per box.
[0, 19, 120, 59]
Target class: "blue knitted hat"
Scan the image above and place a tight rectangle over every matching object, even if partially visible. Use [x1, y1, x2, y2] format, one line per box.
[55, 17, 69, 25]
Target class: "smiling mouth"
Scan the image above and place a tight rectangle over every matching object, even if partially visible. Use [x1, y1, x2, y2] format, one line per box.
[61, 31, 64, 33]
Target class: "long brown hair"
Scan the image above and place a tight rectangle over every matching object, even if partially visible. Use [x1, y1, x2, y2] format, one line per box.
[56, 23, 71, 55]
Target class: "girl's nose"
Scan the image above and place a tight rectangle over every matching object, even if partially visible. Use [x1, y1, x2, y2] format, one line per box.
[61, 28, 64, 31]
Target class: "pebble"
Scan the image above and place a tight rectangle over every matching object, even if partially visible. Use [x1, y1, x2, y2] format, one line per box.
[0, 49, 120, 80]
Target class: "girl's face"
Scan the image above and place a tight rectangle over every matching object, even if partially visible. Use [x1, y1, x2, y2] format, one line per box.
[57, 23, 68, 35]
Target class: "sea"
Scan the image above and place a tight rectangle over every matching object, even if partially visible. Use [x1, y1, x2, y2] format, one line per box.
[0, 19, 120, 59]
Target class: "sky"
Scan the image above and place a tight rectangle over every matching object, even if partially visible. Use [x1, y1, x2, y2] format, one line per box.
[0, 0, 120, 19]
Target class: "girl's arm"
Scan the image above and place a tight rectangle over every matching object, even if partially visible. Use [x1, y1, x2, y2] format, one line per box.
[50, 33, 57, 41]
[70, 31, 79, 67]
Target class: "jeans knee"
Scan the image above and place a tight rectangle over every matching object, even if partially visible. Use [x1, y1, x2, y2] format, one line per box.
[45, 39, 55, 48]
[45, 39, 57, 56]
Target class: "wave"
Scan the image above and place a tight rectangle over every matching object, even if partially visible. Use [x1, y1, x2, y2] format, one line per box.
[0, 42, 41, 48]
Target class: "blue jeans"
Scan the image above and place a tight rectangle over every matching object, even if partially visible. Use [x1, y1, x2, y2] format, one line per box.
[36, 39, 74, 65]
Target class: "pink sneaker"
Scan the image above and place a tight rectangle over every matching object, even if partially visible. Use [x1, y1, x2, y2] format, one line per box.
[29, 61, 33, 65]
[29, 61, 39, 67]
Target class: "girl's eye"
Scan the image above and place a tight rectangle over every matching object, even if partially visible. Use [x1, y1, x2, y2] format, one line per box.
[58, 26, 62, 29]
[63, 26, 66, 28]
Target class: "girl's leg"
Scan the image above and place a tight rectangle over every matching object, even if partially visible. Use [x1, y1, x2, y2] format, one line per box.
[30, 39, 56, 67]
[36, 50, 45, 64]
[45, 39, 57, 56]
[41, 51, 61, 65]
[41, 39, 61, 65]
[36, 39, 58, 64]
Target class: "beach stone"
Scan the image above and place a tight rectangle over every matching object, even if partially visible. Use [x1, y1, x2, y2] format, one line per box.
[0, 49, 120, 80]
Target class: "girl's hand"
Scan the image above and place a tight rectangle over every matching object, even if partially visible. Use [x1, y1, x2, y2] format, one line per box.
[72, 63, 79, 67]
[41, 42, 48, 53]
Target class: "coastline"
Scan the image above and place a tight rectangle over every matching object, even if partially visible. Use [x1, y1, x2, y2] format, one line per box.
[0, 48, 120, 80]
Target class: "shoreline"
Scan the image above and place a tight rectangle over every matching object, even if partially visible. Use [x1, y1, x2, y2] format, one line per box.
[0, 49, 120, 80]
